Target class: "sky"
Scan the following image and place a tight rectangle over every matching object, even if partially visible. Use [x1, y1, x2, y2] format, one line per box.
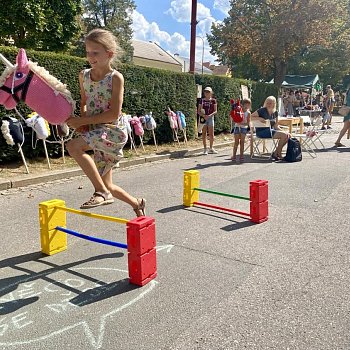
[132, 0, 230, 65]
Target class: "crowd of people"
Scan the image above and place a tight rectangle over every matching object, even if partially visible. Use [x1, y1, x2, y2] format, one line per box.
[197, 84, 349, 161]
[62, 26, 348, 213]
[197, 88, 289, 162]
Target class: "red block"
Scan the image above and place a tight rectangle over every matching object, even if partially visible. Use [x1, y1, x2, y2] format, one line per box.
[250, 200, 268, 224]
[250, 180, 268, 203]
[127, 216, 156, 256]
[128, 248, 157, 286]
[126, 216, 157, 286]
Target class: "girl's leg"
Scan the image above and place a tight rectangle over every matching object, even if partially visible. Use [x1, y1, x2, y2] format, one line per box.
[102, 169, 146, 216]
[273, 131, 289, 157]
[335, 120, 350, 145]
[66, 137, 109, 194]
[232, 134, 239, 160]
[208, 126, 215, 149]
[239, 134, 246, 158]
[202, 125, 208, 150]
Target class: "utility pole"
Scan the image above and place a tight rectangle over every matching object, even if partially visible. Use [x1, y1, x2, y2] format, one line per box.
[189, 0, 197, 74]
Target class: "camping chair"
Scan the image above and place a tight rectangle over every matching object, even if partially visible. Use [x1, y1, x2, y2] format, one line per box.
[249, 119, 277, 159]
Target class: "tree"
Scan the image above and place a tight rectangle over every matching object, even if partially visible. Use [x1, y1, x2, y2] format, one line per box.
[82, 0, 136, 62]
[0, 0, 82, 51]
[288, 21, 350, 87]
[207, 0, 350, 88]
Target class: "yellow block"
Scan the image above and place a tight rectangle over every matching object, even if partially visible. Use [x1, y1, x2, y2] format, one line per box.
[40, 227, 67, 256]
[39, 199, 67, 255]
[183, 170, 200, 207]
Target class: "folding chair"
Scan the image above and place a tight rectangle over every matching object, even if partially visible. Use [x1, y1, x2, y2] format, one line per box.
[294, 132, 317, 158]
[249, 119, 277, 159]
[310, 117, 327, 149]
[294, 116, 326, 151]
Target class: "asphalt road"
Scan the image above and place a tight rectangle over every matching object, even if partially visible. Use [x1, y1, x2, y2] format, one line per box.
[0, 127, 349, 350]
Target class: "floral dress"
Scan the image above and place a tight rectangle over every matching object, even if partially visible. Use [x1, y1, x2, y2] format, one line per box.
[80, 69, 128, 176]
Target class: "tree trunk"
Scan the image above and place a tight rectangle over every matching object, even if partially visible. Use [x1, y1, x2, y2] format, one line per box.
[274, 59, 287, 91]
[15, 26, 26, 48]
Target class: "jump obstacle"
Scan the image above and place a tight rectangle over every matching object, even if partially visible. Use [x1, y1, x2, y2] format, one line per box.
[39, 199, 157, 286]
[183, 170, 268, 223]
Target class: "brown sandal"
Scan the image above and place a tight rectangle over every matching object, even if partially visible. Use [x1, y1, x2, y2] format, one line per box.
[133, 198, 146, 217]
[80, 192, 114, 209]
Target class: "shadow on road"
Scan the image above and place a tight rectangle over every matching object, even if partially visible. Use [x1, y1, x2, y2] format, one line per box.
[69, 278, 138, 307]
[0, 251, 130, 314]
[157, 205, 255, 231]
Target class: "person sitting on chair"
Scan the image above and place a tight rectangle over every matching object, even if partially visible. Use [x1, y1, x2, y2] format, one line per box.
[251, 96, 289, 160]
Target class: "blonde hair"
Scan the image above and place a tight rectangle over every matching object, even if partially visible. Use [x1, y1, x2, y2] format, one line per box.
[85, 28, 123, 66]
[263, 96, 277, 113]
[242, 98, 251, 105]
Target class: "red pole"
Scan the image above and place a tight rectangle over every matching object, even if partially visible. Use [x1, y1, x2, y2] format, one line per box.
[189, 0, 197, 74]
[193, 201, 251, 217]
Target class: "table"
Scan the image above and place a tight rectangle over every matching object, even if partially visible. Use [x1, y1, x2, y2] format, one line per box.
[277, 117, 304, 135]
[298, 109, 322, 125]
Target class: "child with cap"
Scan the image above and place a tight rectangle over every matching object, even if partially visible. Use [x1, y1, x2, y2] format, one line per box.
[197, 86, 218, 154]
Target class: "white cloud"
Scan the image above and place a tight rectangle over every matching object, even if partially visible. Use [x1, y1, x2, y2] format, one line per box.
[165, 0, 216, 36]
[132, 10, 217, 64]
[213, 0, 230, 15]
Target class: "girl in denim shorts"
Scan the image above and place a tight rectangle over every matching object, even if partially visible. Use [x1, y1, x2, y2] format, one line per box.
[231, 99, 251, 162]
[197, 87, 218, 154]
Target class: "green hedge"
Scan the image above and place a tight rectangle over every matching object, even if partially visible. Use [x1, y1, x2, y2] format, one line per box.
[195, 75, 279, 133]
[0, 46, 277, 163]
[119, 64, 196, 144]
[0, 46, 197, 162]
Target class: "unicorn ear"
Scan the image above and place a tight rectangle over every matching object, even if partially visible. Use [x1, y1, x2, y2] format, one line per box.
[17, 48, 28, 68]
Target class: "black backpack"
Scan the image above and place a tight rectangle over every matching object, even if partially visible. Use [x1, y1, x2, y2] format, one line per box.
[284, 137, 302, 162]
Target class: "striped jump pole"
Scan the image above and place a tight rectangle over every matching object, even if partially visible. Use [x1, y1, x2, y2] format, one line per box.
[39, 199, 157, 286]
[183, 170, 268, 223]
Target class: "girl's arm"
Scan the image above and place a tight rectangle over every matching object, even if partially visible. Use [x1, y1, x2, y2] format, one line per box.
[207, 101, 217, 117]
[67, 72, 124, 128]
[246, 111, 251, 124]
[79, 71, 87, 117]
[66, 71, 87, 130]
[250, 110, 267, 123]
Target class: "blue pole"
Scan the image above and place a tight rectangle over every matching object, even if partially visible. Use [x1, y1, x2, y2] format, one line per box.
[56, 226, 127, 249]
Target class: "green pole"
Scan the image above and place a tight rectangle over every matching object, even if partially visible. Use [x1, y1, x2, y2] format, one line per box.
[192, 187, 250, 201]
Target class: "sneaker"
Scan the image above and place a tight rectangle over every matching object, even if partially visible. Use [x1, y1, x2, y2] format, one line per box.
[239, 156, 245, 163]
[208, 148, 218, 154]
[321, 126, 326, 130]
[327, 126, 332, 129]
[203, 148, 208, 155]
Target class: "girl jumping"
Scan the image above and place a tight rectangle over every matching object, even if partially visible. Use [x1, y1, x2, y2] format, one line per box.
[66, 29, 146, 216]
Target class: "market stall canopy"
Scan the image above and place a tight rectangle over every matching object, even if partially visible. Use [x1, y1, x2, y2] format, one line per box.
[270, 74, 321, 90]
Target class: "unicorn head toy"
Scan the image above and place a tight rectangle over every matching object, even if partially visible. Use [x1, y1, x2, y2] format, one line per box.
[0, 49, 75, 125]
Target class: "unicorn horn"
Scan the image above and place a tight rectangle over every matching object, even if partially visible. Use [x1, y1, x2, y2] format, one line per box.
[0, 53, 14, 69]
